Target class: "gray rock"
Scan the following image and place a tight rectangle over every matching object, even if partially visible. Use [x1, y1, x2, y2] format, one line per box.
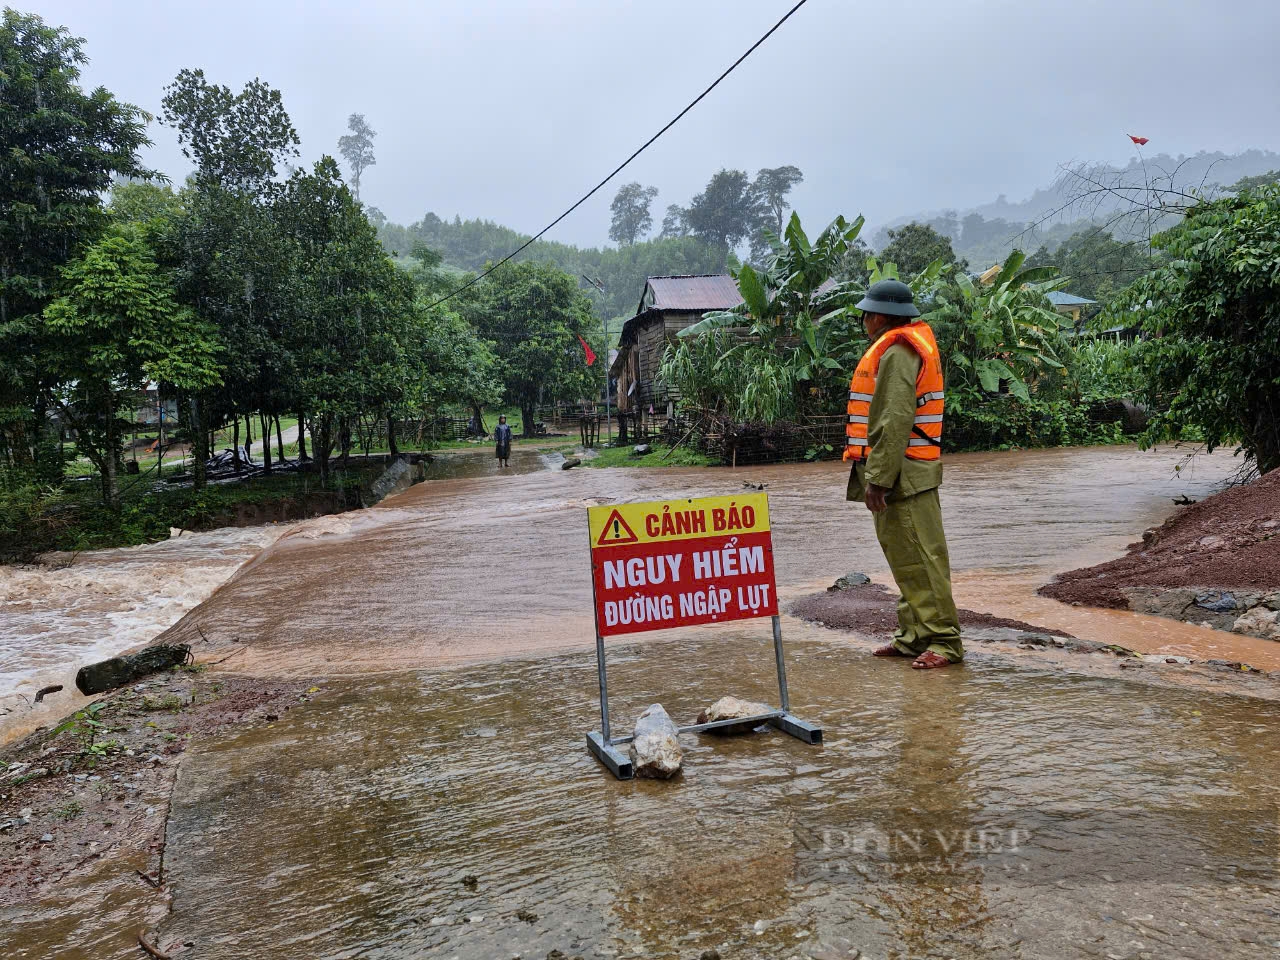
[828, 572, 871, 592]
[1233, 606, 1280, 640]
[40, 834, 53, 843]
[697, 696, 772, 735]
[631, 444, 651, 456]
[561, 457, 581, 470]
[628, 703, 683, 779]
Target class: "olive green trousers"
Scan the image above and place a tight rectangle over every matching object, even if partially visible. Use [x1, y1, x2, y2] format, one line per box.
[872, 487, 964, 662]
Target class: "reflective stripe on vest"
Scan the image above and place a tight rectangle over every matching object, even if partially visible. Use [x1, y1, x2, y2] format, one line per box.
[843, 320, 945, 463]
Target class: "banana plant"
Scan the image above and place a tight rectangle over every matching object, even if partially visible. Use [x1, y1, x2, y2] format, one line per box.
[922, 250, 1070, 402]
[678, 212, 867, 341]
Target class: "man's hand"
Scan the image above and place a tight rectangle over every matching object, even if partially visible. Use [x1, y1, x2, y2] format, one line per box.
[865, 483, 890, 513]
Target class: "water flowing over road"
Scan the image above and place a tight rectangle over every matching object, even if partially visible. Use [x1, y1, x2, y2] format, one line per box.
[7, 445, 1279, 959]
[149, 444, 1279, 674]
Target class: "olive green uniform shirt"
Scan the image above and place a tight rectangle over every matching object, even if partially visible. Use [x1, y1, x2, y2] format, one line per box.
[846, 343, 944, 502]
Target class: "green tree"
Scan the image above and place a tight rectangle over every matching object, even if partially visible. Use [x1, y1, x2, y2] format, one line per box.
[659, 203, 690, 239]
[609, 182, 658, 246]
[880, 222, 968, 276]
[161, 68, 299, 191]
[42, 230, 221, 505]
[109, 181, 184, 228]
[461, 261, 596, 436]
[276, 157, 415, 480]
[0, 8, 153, 480]
[1113, 185, 1280, 473]
[1025, 226, 1151, 308]
[1229, 170, 1279, 194]
[686, 169, 764, 251]
[162, 68, 300, 485]
[338, 112, 376, 202]
[752, 166, 804, 237]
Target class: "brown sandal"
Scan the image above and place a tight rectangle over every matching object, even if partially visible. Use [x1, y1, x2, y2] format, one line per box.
[911, 651, 955, 669]
[873, 643, 913, 657]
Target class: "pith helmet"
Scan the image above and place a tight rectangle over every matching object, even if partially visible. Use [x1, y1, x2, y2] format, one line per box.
[856, 279, 920, 318]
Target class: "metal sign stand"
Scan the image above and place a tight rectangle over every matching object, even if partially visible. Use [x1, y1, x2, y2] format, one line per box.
[586, 613, 823, 780]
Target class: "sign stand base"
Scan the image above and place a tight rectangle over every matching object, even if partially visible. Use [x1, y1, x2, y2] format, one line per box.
[766, 712, 823, 745]
[587, 709, 823, 781]
[586, 730, 634, 780]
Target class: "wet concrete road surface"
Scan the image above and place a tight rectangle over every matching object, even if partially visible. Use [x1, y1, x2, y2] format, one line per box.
[158, 634, 1279, 959]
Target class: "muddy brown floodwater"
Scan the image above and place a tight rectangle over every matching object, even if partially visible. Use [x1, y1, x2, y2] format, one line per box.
[8, 444, 1280, 959]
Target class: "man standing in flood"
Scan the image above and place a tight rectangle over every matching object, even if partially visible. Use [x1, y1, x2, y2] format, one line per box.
[494, 414, 513, 468]
[845, 279, 963, 669]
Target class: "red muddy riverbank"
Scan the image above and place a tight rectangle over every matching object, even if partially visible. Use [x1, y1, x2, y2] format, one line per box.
[1040, 467, 1280, 639]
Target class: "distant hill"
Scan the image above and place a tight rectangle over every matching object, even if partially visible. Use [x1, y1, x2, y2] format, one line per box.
[375, 212, 728, 322]
[878, 148, 1280, 268]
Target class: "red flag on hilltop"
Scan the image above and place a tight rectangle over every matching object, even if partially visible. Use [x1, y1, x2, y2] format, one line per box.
[578, 335, 596, 366]
[1128, 135, 1149, 146]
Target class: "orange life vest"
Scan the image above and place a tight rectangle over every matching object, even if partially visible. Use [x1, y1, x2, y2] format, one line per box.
[844, 320, 944, 463]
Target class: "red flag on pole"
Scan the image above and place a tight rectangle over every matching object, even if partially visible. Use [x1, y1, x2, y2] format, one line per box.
[1128, 135, 1149, 146]
[578, 335, 596, 366]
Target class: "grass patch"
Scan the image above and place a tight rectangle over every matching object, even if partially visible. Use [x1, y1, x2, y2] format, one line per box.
[140, 693, 185, 712]
[54, 800, 84, 821]
[583, 444, 717, 469]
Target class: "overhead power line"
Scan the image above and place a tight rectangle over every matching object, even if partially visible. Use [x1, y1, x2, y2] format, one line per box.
[423, 0, 810, 310]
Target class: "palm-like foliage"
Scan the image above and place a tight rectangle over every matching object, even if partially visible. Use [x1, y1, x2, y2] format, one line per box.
[661, 213, 963, 423]
[922, 250, 1069, 402]
[663, 214, 869, 421]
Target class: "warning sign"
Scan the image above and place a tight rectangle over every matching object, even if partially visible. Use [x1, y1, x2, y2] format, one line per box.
[587, 494, 778, 637]
[595, 508, 639, 546]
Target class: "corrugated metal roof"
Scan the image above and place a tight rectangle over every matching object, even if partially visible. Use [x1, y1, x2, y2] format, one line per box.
[644, 274, 744, 312]
[1046, 291, 1097, 305]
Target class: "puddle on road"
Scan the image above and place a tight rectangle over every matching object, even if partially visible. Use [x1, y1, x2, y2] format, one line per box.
[89, 631, 1280, 960]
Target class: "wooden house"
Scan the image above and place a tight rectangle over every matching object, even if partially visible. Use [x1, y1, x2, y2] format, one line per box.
[610, 275, 744, 431]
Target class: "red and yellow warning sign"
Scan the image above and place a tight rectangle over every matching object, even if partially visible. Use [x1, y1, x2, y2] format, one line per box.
[587, 494, 778, 637]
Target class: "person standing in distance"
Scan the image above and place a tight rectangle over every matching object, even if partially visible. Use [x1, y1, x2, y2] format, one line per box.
[844, 279, 962, 669]
[494, 414, 513, 469]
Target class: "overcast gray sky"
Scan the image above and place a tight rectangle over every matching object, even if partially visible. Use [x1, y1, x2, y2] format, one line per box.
[40, 0, 1280, 246]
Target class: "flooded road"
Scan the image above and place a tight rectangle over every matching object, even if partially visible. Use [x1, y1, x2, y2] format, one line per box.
[8, 444, 1280, 959]
[144, 444, 1275, 675]
[21, 631, 1279, 959]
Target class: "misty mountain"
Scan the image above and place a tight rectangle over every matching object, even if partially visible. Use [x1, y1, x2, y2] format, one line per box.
[881, 149, 1280, 268]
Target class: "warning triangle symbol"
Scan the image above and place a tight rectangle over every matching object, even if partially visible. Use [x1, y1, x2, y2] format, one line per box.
[596, 508, 640, 546]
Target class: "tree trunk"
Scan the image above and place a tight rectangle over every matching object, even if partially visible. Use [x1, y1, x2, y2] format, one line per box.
[339, 417, 351, 466]
[317, 416, 332, 486]
[244, 413, 253, 449]
[103, 396, 119, 509]
[260, 413, 272, 475]
[232, 418, 241, 468]
[297, 410, 308, 459]
[275, 415, 285, 463]
[387, 414, 399, 456]
[471, 402, 488, 437]
[190, 395, 208, 490]
[521, 403, 535, 439]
